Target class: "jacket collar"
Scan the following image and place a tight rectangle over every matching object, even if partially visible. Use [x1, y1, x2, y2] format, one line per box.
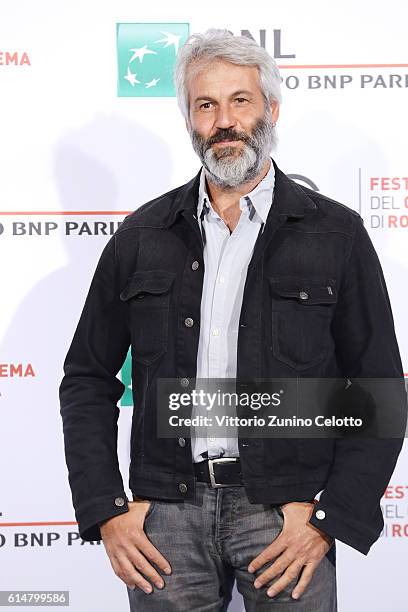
[164, 157, 316, 229]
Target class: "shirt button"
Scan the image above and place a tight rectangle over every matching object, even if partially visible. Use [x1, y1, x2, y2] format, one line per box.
[114, 496, 126, 507]
[218, 276, 225, 284]
[315, 510, 326, 520]
[180, 377, 190, 387]
[184, 317, 194, 327]
[191, 260, 199, 271]
[299, 291, 309, 300]
[178, 437, 186, 447]
[211, 328, 220, 336]
[209, 436, 216, 442]
[179, 483, 188, 494]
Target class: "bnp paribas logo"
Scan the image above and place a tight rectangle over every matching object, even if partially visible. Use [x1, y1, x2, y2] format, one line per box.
[116, 23, 190, 97]
[120, 349, 133, 407]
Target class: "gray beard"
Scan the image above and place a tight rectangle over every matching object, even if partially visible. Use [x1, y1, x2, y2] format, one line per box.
[189, 113, 278, 189]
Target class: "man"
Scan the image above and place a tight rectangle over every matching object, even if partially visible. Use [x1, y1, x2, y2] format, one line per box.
[59, 29, 406, 611]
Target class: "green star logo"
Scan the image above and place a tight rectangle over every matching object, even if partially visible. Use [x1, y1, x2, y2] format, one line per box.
[120, 348, 133, 407]
[116, 23, 190, 97]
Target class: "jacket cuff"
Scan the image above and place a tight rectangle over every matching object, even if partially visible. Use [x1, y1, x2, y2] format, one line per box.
[308, 500, 379, 555]
[75, 491, 130, 542]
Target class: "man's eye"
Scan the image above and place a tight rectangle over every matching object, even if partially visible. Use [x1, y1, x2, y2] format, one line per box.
[200, 102, 213, 110]
[236, 98, 248, 103]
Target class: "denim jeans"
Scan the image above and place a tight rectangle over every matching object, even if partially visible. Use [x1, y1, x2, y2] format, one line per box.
[127, 481, 337, 611]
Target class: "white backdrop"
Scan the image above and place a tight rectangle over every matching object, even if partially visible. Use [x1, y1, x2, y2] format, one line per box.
[0, 1, 407, 610]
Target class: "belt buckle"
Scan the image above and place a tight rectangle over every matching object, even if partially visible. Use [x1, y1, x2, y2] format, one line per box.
[208, 457, 239, 488]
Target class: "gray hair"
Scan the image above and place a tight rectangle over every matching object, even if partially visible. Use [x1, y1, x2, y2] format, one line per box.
[173, 28, 282, 121]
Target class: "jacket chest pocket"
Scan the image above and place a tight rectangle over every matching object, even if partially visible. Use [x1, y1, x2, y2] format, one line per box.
[268, 276, 337, 371]
[120, 269, 177, 365]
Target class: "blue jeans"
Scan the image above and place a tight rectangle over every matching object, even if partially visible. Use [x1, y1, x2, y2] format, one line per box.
[127, 481, 337, 611]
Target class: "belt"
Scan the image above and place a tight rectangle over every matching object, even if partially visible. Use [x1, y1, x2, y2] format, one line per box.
[194, 456, 243, 488]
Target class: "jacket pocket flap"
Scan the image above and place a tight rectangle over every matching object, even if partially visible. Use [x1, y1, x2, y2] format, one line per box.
[268, 277, 337, 305]
[120, 270, 177, 301]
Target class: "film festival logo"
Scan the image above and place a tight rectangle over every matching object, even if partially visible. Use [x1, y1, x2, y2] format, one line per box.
[0, 51, 30, 66]
[116, 23, 190, 97]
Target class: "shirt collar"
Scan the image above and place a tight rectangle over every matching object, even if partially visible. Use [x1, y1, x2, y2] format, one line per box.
[197, 156, 275, 225]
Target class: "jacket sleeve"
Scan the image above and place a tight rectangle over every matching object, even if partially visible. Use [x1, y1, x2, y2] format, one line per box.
[59, 234, 131, 541]
[308, 213, 407, 554]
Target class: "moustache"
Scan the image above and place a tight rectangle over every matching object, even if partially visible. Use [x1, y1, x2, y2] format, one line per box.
[206, 130, 250, 147]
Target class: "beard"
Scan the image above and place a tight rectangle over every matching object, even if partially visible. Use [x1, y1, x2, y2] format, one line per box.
[189, 111, 278, 189]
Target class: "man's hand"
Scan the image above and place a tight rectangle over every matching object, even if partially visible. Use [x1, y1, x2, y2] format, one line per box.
[99, 498, 172, 594]
[247, 501, 334, 600]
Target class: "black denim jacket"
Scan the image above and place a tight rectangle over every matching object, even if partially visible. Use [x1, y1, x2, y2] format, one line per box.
[59, 159, 407, 554]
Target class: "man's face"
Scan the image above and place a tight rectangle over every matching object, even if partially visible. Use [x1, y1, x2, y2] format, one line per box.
[185, 59, 280, 189]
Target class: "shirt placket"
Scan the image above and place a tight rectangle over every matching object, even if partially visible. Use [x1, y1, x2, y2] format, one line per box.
[206, 206, 247, 455]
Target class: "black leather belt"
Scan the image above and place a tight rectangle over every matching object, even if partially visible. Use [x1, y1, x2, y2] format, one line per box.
[194, 457, 243, 487]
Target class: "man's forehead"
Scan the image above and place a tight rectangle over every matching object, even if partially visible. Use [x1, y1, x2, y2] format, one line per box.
[187, 60, 261, 96]
[188, 58, 259, 80]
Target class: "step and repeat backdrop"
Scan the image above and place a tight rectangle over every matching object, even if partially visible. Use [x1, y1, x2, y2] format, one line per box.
[0, 1, 407, 610]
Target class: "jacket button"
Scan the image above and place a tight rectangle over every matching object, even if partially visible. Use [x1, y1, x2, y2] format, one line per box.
[299, 291, 309, 300]
[180, 377, 190, 387]
[114, 496, 126, 507]
[191, 260, 199, 270]
[178, 437, 186, 447]
[315, 509, 326, 520]
[179, 483, 188, 493]
[184, 317, 194, 327]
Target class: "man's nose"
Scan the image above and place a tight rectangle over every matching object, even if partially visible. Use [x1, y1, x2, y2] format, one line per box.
[214, 104, 237, 130]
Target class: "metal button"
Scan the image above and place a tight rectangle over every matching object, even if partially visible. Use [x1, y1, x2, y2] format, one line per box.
[180, 377, 190, 387]
[191, 260, 199, 271]
[185, 317, 194, 327]
[114, 496, 125, 507]
[178, 437, 186, 447]
[179, 483, 188, 493]
[299, 291, 309, 300]
[315, 509, 326, 520]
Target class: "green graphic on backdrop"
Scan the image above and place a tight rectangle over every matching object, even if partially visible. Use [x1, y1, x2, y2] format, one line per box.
[117, 23, 190, 97]
[120, 348, 133, 406]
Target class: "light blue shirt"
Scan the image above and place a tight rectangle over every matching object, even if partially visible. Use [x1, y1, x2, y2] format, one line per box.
[191, 157, 276, 462]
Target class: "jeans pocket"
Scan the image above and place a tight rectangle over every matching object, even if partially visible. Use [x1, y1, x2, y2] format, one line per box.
[324, 540, 336, 568]
[274, 504, 284, 520]
[144, 499, 157, 521]
[273, 504, 285, 537]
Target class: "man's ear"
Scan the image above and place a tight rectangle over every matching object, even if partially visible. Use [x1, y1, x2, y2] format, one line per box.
[270, 100, 280, 124]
